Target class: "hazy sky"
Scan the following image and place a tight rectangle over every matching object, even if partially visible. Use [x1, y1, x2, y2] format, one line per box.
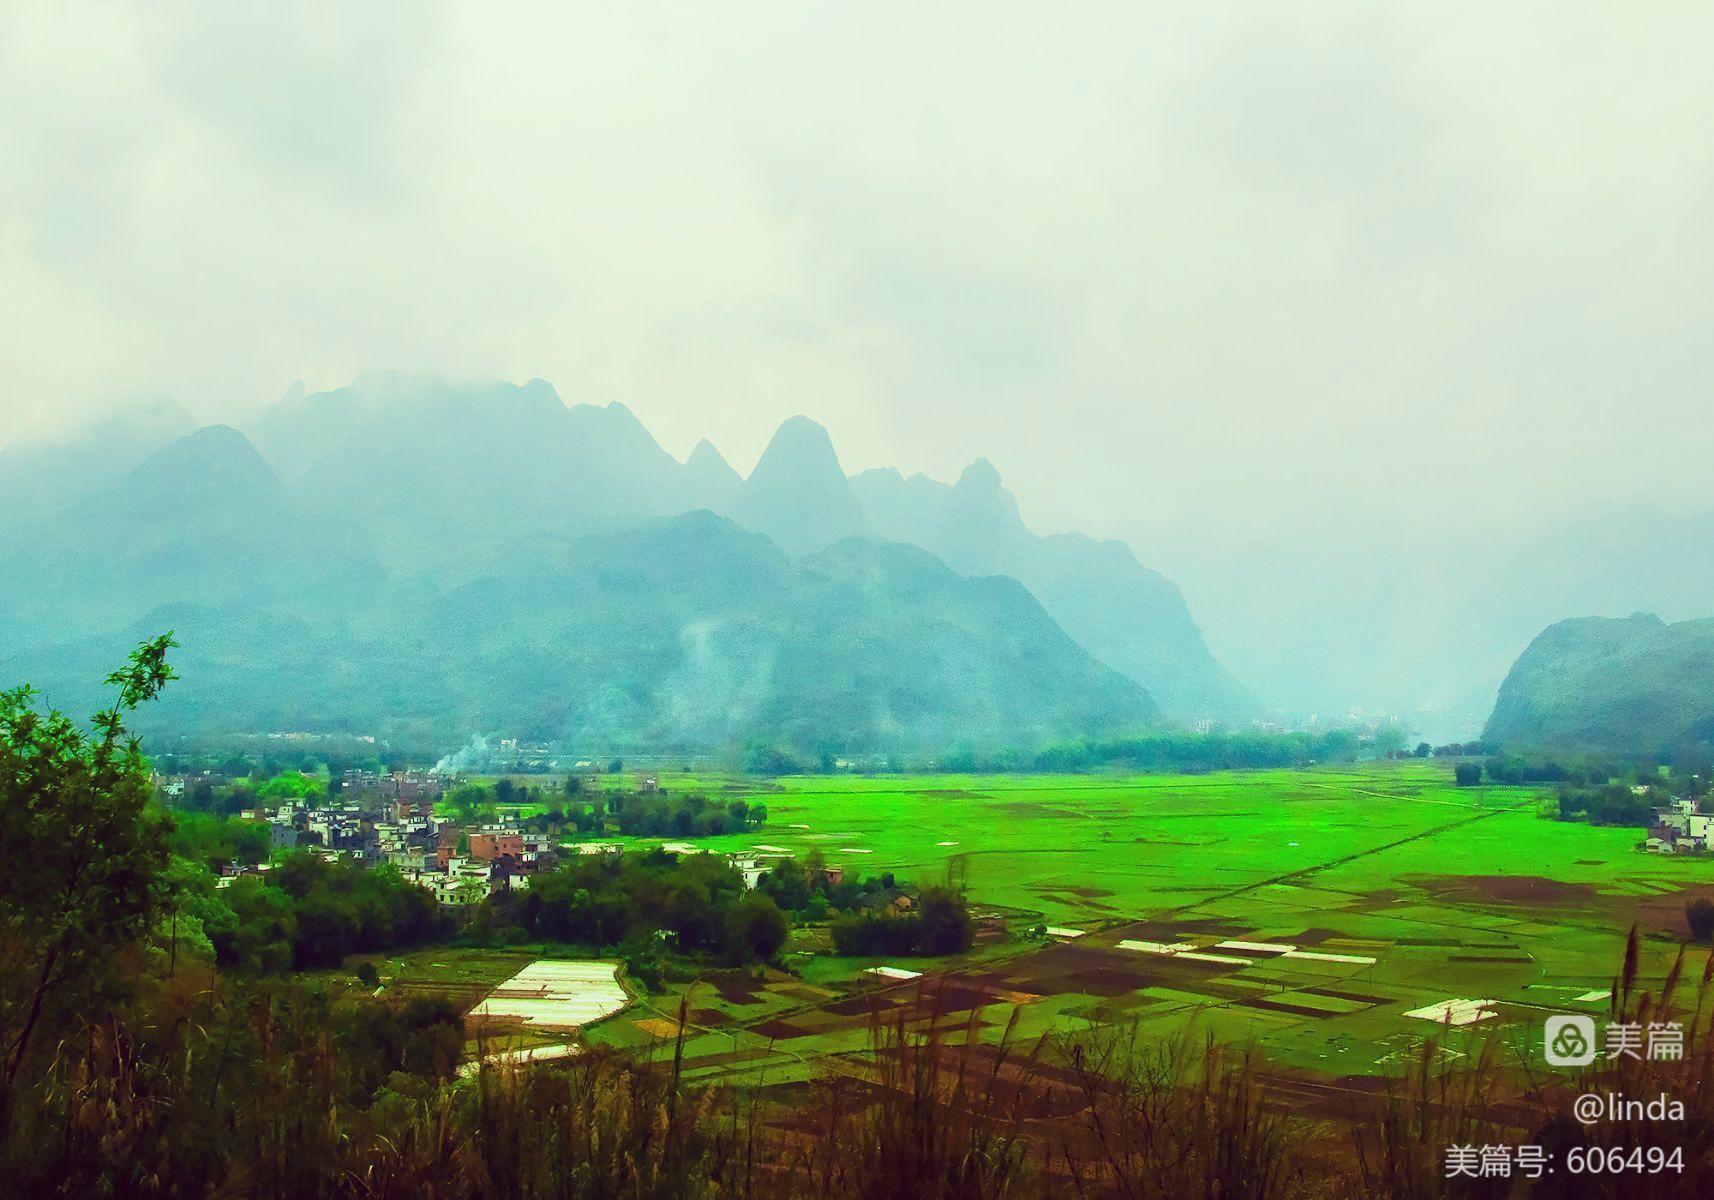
[5, 2, 1713, 542]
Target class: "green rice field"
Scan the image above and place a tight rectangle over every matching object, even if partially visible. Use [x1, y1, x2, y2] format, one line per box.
[441, 763, 1714, 1089]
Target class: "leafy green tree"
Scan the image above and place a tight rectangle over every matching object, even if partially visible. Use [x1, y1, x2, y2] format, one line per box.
[914, 887, 974, 956]
[169, 812, 269, 871]
[446, 782, 489, 820]
[0, 634, 176, 1134]
[723, 893, 789, 964]
[1687, 897, 1714, 943]
[742, 739, 801, 776]
[293, 893, 361, 969]
[618, 931, 665, 991]
[256, 772, 322, 802]
[759, 854, 814, 911]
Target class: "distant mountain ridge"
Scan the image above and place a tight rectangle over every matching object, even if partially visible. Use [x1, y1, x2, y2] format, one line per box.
[0, 399, 200, 532]
[0, 372, 1249, 746]
[730, 416, 871, 554]
[851, 460, 1253, 720]
[6, 508, 1155, 750]
[1483, 613, 1714, 753]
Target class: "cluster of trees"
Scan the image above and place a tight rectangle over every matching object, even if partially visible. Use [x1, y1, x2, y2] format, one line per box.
[185, 854, 453, 973]
[741, 738, 815, 775]
[756, 853, 975, 958]
[1555, 784, 1660, 828]
[740, 730, 1385, 777]
[518, 797, 607, 834]
[758, 853, 896, 915]
[169, 810, 271, 871]
[1484, 756, 1620, 786]
[171, 768, 336, 816]
[1031, 730, 1363, 773]
[1482, 746, 1710, 794]
[507, 850, 787, 967]
[611, 792, 765, 837]
[1433, 740, 1499, 757]
[446, 778, 770, 841]
[829, 887, 975, 958]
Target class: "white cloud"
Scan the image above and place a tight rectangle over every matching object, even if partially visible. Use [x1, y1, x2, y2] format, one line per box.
[2, 0, 1711, 541]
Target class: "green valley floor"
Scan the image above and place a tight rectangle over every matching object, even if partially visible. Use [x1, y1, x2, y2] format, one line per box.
[414, 763, 1714, 1090]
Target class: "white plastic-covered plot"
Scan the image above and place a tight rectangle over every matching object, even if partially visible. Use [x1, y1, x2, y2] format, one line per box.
[469, 960, 628, 1028]
[864, 966, 923, 981]
[1402, 998, 1498, 1026]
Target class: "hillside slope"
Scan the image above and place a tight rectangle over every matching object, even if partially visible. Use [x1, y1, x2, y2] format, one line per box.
[1483, 613, 1714, 752]
[5, 511, 1155, 752]
[851, 459, 1252, 721]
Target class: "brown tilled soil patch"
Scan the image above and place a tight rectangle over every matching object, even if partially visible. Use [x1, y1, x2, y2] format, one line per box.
[1632, 883, 1714, 936]
[1257, 1072, 1394, 1121]
[826, 993, 908, 1018]
[1051, 968, 1157, 997]
[689, 1008, 732, 1027]
[1030, 892, 1118, 911]
[751, 1018, 813, 1040]
[1299, 986, 1389, 1006]
[1449, 955, 1533, 964]
[909, 984, 996, 1016]
[1236, 997, 1337, 1019]
[683, 1047, 778, 1069]
[913, 1046, 1095, 1119]
[1115, 917, 1251, 942]
[1416, 875, 1601, 906]
[1288, 928, 1343, 945]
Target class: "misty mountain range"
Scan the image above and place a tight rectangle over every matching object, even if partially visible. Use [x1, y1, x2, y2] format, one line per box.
[0, 374, 1221, 751]
[6, 372, 1707, 756]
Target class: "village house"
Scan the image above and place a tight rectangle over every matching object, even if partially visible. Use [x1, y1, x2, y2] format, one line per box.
[467, 830, 524, 863]
[1648, 798, 1714, 853]
[267, 818, 298, 851]
[854, 886, 915, 916]
[407, 857, 493, 908]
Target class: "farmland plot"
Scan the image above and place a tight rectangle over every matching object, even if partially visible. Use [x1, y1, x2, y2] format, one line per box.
[468, 960, 629, 1029]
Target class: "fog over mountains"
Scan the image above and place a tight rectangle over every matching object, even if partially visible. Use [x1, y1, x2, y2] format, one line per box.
[0, 373, 1238, 751]
[1139, 503, 1714, 742]
[9, 373, 1708, 755]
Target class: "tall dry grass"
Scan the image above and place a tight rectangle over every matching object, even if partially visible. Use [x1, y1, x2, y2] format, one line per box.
[10, 936, 1714, 1198]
